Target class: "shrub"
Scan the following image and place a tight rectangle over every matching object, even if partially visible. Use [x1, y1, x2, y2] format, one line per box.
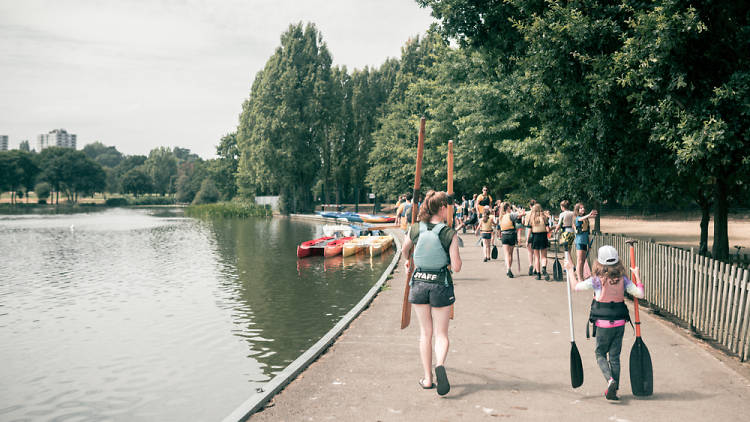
[105, 197, 129, 206]
[34, 182, 51, 202]
[192, 179, 220, 205]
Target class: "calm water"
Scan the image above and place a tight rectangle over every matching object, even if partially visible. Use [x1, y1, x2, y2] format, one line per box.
[0, 208, 393, 421]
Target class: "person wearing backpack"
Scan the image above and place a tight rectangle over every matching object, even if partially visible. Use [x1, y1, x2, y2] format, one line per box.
[402, 190, 462, 396]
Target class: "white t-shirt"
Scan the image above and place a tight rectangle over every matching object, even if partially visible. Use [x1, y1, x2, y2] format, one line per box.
[558, 210, 575, 232]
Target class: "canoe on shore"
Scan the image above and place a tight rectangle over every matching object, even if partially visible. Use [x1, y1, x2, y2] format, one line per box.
[324, 236, 355, 258]
[297, 236, 335, 258]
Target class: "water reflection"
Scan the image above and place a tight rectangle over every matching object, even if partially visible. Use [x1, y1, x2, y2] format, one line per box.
[0, 209, 392, 421]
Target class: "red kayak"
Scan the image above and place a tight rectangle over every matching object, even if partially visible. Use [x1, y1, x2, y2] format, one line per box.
[297, 236, 335, 258]
[323, 236, 354, 258]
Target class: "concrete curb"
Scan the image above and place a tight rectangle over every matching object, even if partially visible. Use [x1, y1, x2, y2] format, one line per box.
[221, 228, 402, 422]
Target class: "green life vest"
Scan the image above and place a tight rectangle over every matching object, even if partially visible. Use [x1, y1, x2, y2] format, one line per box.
[413, 222, 449, 271]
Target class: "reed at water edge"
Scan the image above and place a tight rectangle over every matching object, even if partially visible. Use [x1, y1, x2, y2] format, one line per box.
[185, 201, 273, 218]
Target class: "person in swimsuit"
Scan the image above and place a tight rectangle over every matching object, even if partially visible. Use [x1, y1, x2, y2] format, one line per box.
[478, 209, 494, 262]
[529, 203, 551, 280]
[498, 202, 525, 278]
[475, 186, 493, 216]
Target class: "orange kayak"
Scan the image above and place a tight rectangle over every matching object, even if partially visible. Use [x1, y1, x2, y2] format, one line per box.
[324, 236, 354, 258]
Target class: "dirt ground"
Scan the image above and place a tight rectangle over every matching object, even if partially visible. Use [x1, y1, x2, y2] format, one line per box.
[599, 216, 750, 252]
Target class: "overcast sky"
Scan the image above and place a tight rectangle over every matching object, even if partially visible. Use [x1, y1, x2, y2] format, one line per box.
[0, 0, 434, 158]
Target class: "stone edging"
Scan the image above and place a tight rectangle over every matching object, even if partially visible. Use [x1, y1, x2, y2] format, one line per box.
[221, 226, 402, 422]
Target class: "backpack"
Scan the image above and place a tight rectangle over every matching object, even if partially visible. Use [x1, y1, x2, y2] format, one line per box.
[413, 222, 449, 271]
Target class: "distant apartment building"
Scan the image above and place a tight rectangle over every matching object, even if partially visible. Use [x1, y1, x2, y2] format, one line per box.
[0, 135, 8, 151]
[37, 129, 76, 151]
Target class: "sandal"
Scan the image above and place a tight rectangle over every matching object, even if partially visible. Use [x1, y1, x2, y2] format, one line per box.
[435, 365, 450, 396]
[419, 378, 435, 389]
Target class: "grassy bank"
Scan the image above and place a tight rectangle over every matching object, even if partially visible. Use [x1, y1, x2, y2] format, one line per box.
[184, 202, 272, 218]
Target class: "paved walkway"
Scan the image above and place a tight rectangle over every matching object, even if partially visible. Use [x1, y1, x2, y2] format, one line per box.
[252, 232, 750, 421]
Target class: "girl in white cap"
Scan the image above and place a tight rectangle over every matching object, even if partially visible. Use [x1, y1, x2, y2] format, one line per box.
[566, 245, 645, 400]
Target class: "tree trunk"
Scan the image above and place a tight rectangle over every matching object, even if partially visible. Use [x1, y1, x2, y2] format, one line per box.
[354, 186, 359, 213]
[593, 199, 601, 233]
[698, 196, 711, 256]
[712, 179, 729, 260]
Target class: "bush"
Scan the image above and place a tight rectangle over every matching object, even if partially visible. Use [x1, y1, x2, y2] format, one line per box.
[129, 196, 174, 205]
[105, 197, 129, 206]
[192, 179, 220, 205]
[34, 182, 51, 201]
[185, 202, 272, 218]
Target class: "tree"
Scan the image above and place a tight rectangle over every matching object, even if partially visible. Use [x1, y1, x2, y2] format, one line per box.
[236, 22, 335, 213]
[0, 151, 39, 204]
[121, 167, 153, 197]
[211, 132, 239, 200]
[175, 160, 207, 203]
[144, 147, 177, 195]
[82, 141, 124, 168]
[613, 1, 750, 258]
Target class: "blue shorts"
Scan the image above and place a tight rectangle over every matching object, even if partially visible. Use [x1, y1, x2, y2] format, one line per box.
[576, 243, 588, 251]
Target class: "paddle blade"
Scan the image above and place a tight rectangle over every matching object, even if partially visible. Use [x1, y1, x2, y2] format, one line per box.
[570, 341, 584, 388]
[491, 245, 498, 259]
[630, 337, 653, 396]
[553, 259, 563, 281]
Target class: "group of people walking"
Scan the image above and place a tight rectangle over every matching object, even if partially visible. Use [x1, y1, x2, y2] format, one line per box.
[400, 188, 645, 401]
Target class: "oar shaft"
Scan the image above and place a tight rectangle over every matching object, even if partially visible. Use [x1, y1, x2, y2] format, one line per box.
[564, 250, 575, 341]
[401, 117, 426, 329]
[628, 244, 642, 337]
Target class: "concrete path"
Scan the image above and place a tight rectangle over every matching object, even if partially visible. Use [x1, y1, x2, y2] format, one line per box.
[251, 232, 750, 421]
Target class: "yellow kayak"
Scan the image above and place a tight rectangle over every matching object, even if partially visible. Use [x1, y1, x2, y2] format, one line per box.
[367, 235, 394, 256]
[342, 238, 368, 257]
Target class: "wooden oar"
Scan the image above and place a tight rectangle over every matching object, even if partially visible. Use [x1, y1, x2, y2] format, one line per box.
[447, 140, 455, 320]
[627, 239, 653, 396]
[564, 249, 584, 388]
[401, 117, 426, 329]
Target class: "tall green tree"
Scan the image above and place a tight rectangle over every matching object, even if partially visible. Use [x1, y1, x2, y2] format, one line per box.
[237, 22, 335, 213]
[144, 147, 178, 195]
[613, 1, 750, 258]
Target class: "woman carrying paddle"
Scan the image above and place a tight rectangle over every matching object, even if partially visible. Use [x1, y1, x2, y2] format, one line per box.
[478, 209, 494, 262]
[498, 202, 524, 278]
[573, 202, 598, 280]
[401, 190, 462, 396]
[529, 203, 551, 280]
[566, 245, 644, 400]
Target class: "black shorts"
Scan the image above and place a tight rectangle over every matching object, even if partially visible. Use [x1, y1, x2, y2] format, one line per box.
[501, 231, 517, 246]
[531, 232, 549, 250]
[408, 281, 455, 307]
[481, 232, 492, 239]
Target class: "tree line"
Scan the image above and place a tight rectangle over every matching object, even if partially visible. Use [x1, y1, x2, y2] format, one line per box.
[235, 3, 749, 260]
[0, 136, 239, 206]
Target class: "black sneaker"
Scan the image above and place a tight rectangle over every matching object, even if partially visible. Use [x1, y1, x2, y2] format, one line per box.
[605, 378, 619, 400]
[536, 272, 541, 280]
[528, 266, 534, 276]
[507, 269, 514, 278]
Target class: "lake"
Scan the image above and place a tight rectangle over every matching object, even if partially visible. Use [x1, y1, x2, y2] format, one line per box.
[0, 208, 394, 421]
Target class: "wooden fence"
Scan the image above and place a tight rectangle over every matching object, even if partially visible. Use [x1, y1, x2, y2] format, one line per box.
[591, 233, 750, 362]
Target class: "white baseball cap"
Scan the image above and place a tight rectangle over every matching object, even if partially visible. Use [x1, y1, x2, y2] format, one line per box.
[597, 245, 620, 265]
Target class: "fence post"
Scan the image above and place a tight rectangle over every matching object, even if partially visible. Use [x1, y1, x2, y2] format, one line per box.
[689, 247, 696, 331]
